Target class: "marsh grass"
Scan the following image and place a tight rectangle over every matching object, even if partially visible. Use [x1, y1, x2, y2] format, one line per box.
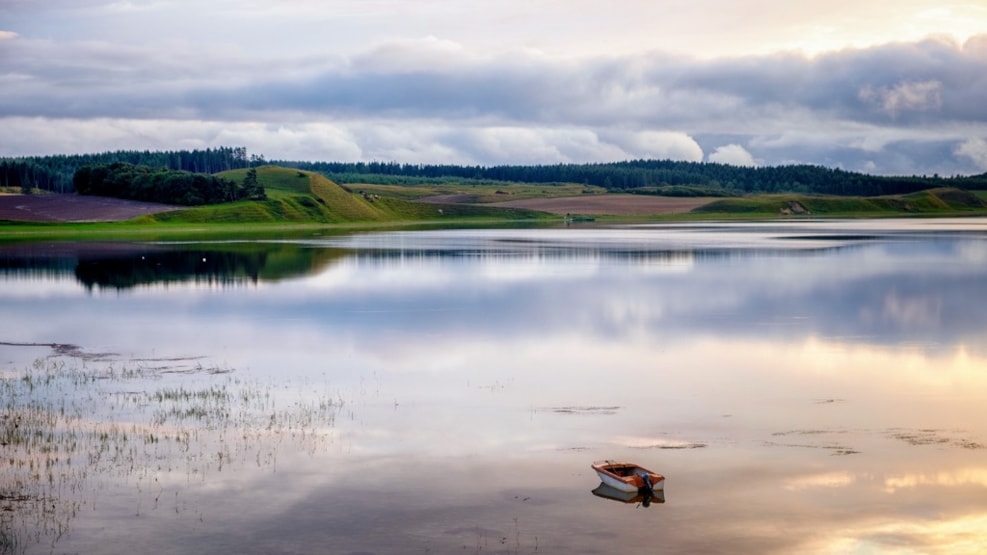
[1, 353, 342, 553]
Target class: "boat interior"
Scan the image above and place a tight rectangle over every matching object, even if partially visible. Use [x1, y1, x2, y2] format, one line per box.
[605, 465, 645, 478]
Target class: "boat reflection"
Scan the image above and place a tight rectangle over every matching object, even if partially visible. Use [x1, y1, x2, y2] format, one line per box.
[591, 483, 665, 507]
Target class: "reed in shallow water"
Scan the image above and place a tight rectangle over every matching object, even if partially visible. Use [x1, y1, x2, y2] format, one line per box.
[1, 353, 342, 553]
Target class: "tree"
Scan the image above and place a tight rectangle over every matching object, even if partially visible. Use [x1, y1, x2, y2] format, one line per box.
[242, 168, 266, 200]
[72, 163, 248, 205]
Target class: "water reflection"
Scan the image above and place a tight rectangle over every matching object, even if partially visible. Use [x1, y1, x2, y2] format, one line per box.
[1, 219, 986, 554]
[0, 241, 348, 290]
[591, 483, 665, 506]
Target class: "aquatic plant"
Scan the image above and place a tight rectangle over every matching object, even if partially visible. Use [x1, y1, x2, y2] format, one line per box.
[0, 353, 342, 553]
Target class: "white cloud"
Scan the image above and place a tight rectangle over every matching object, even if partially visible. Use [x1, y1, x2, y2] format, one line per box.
[0, 117, 363, 162]
[0, 117, 707, 166]
[100, 1, 170, 14]
[456, 127, 598, 164]
[349, 123, 466, 164]
[707, 144, 757, 166]
[608, 131, 704, 162]
[351, 36, 474, 73]
[0, 31, 19, 40]
[955, 138, 987, 171]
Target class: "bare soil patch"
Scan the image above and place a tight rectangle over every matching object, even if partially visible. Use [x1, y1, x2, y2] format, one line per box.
[0, 194, 179, 222]
[418, 194, 476, 204]
[436, 194, 715, 216]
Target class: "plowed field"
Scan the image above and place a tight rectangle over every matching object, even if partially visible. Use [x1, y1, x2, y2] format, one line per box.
[482, 194, 713, 215]
[0, 194, 179, 222]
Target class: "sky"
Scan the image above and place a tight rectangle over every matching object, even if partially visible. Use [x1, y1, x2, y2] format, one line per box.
[1, 0, 986, 175]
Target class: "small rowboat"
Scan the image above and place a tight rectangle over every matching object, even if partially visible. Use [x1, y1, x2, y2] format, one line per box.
[591, 460, 665, 494]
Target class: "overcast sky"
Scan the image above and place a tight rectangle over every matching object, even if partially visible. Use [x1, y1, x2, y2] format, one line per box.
[2, 1, 986, 175]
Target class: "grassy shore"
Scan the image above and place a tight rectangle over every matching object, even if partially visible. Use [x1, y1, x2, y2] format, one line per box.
[2, 167, 986, 242]
[687, 188, 987, 219]
[0, 167, 554, 241]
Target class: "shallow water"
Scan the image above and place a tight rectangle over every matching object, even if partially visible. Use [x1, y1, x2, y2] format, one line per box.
[1, 219, 986, 554]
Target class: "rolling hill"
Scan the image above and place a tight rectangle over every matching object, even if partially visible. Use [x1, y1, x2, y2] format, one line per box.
[138, 166, 546, 224]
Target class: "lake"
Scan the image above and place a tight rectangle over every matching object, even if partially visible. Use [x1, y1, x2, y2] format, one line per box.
[2, 219, 986, 554]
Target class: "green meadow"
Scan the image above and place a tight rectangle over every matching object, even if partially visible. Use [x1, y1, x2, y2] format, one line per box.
[142, 166, 550, 225]
[2, 167, 986, 242]
[689, 187, 987, 218]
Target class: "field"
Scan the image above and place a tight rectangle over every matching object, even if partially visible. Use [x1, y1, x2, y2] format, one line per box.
[0, 191, 714, 223]
[0, 193, 179, 222]
[476, 194, 713, 215]
[2, 168, 985, 228]
[0, 193, 708, 225]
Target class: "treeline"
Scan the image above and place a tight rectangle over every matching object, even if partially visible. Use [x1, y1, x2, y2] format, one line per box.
[1, 147, 259, 194]
[0, 159, 63, 193]
[74, 163, 265, 206]
[282, 159, 987, 196]
[6, 146, 987, 197]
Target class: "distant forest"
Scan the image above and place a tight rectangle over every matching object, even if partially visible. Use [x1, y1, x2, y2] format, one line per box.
[284, 160, 987, 197]
[0, 147, 258, 194]
[3, 146, 986, 197]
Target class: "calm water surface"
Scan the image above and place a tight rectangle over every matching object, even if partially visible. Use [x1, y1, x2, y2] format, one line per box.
[2, 219, 986, 554]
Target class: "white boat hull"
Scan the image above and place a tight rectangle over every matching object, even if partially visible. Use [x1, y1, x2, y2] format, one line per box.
[594, 469, 665, 493]
[596, 470, 639, 493]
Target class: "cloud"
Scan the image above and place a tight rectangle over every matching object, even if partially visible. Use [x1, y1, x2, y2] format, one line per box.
[603, 131, 704, 162]
[0, 117, 701, 165]
[707, 144, 757, 166]
[0, 117, 365, 162]
[0, 31, 19, 40]
[2, 18, 987, 173]
[955, 138, 987, 171]
[351, 36, 475, 73]
[445, 127, 617, 165]
[30, 34, 985, 133]
[7, 0, 986, 60]
[859, 80, 943, 119]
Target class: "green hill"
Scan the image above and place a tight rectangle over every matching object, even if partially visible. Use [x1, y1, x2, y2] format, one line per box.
[138, 166, 546, 224]
[691, 187, 987, 217]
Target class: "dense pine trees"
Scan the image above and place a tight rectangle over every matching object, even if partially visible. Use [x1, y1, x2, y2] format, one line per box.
[4, 146, 986, 198]
[73, 163, 263, 205]
[284, 159, 987, 196]
[1, 147, 252, 194]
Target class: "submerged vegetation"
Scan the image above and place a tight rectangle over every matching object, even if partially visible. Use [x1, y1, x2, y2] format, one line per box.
[0, 348, 341, 553]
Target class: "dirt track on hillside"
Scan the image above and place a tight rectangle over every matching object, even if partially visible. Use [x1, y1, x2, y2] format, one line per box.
[0, 194, 180, 222]
[1, 192, 714, 223]
[464, 194, 714, 215]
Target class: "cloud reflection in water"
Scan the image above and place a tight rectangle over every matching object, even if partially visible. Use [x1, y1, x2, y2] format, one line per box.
[1, 220, 986, 553]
